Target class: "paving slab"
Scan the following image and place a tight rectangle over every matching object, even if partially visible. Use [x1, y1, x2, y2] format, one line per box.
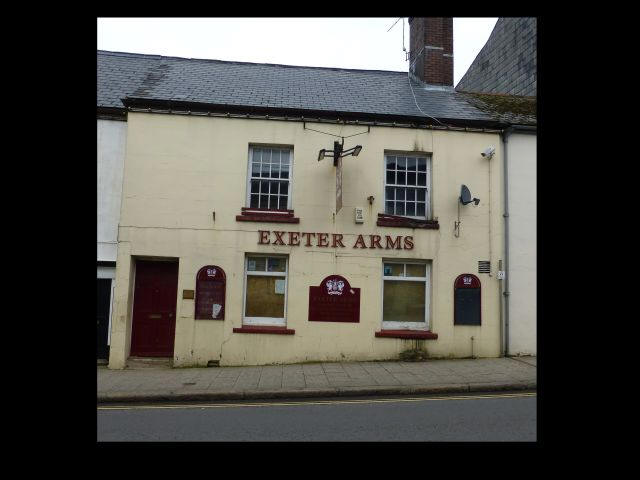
[98, 356, 536, 404]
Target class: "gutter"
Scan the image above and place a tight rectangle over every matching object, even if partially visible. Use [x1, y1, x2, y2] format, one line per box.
[501, 127, 513, 357]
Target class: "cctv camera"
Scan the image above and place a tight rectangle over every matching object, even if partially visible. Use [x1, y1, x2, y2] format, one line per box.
[481, 147, 495, 158]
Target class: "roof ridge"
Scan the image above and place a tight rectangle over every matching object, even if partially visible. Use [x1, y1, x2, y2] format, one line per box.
[97, 49, 409, 75]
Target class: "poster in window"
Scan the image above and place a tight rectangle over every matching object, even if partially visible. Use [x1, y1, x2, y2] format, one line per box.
[195, 265, 226, 320]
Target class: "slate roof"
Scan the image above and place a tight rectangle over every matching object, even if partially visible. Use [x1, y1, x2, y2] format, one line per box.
[98, 50, 505, 128]
[456, 17, 537, 97]
[459, 92, 536, 126]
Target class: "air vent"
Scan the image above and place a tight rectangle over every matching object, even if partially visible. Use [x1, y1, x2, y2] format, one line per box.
[478, 261, 491, 274]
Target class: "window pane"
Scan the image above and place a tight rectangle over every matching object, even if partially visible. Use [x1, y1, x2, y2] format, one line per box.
[279, 196, 288, 210]
[269, 181, 279, 195]
[260, 194, 268, 207]
[383, 280, 425, 323]
[383, 263, 404, 276]
[245, 275, 285, 318]
[417, 173, 426, 186]
[247, 257, 266, 271]
[386, 186, 395, 200]
[260, 180, 269, 195]
[267, 257, 286, 272]
[385, 201, 394, 214]
[386, 156, 396, 170]
[386, 170, 395, 185]
[397, 157, 406, 170]
[417, 202, 426, 217]
[251, 162, 260, 177]
[280, 182, 289, 196]
[260, 163, 270, 178]
[250, 180, 259, 193]
[269, 195, 279, 210]
[396, 202, 405, 216]
[407, 157, 416, 170]
[281, 150, 290, 165]
[252, 148, 262, 163]
[417, 189, 425, 201]
[407, 188, 415, 201]
[272, 150, 280, 165]
[271, 162, 281, 178]
[396, 188, 405, 200]
[417, 158, 427, 171]
[250, 194, 259, 208]
[280, 163, 290, 179]
[406, 264, 426, 277]
[407, 172, 416, 185]
[406, 202, 415, 216]
[263, 149, 272, 163]
[397, 171, 406, 185]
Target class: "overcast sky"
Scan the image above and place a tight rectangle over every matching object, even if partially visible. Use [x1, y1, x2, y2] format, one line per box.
[97, 17, 498, 86]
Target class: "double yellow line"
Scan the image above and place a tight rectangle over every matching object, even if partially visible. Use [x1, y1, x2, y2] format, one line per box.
[98, 392, 536, 411]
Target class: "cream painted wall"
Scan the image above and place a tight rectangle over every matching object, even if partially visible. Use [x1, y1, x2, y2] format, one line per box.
[507, 132, 536, 355]
[97, 119, 127, 262]
[109, 112, 504, 368]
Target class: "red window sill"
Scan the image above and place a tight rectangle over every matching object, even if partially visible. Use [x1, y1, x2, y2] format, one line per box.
[236, 207, 300, 224]
[376, 213, 439, 229]
[233, 326, 295, 335]
[375, 330, 438, 340]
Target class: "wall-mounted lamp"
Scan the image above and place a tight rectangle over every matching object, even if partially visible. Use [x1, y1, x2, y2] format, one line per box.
[318, 139, 363, 166]
[367, 195, 375, 205]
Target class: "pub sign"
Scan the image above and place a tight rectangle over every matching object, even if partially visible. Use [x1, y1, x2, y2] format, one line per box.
[453, 273, 481, 326]
[195, 265, 226, 320]
[308, 275, 360, 323]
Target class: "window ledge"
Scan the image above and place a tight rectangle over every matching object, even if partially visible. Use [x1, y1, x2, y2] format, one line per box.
[236, 207, 300, 224]
[375, 329, 438, 340]
[376, 213, 439, 229]
[233, 325, 295, 335]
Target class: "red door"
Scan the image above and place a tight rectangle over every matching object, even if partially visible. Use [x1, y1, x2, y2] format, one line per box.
[130, 260, 179, 357]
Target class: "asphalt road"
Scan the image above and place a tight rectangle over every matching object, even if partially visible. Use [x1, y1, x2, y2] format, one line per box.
[97, 391, 537, 442]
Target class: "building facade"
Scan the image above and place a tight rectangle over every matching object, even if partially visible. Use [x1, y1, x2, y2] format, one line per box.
[98, 17, 537, 368]
[456, 17, 537, 355]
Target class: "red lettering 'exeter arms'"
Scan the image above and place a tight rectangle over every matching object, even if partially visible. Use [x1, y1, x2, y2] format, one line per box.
[258, 230, 413, 250]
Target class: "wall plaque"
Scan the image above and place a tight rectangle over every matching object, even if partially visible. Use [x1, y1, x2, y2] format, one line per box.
[308, 275, 360, 323]
[195, 265, 226, 320]
[454, 274, 481, 325]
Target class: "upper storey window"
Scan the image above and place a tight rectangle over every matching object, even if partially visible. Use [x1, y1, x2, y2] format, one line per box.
[384, 154, 431, 219]
[247, 147, 292, 210]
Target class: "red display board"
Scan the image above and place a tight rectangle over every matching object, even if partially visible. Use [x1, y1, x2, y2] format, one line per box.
[308, 275, 360, 323]
[195, 266, 226, 320]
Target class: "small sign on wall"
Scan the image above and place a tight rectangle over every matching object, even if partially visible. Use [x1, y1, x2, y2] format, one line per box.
[195, 265, 226, 320]
[454, 274, 481, 326]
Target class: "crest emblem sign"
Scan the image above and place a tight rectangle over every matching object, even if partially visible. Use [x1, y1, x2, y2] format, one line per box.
[309, 275, 360, 323]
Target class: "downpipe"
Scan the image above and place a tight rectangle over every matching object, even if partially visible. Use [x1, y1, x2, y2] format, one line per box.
[501, 127, 512, 357]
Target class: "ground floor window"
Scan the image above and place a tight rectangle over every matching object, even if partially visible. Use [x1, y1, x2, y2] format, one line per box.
[243, 255, 288, 326]
[382, 261, 430, 330]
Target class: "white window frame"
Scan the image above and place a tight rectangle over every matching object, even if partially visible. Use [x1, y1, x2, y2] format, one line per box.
[381, 260, 431, 331]
[246, 146, 294, 210]
[242, 254, 288, 326]
[383, 153, 432, 220]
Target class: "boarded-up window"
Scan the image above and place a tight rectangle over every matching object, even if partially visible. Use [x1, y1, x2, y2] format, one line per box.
[382, 261, 429, 329]
[243, 255, 288, 326]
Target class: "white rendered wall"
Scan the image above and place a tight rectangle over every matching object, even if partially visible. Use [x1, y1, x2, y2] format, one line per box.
[98, 119, 127, 262]
[507, 132, 536, 355]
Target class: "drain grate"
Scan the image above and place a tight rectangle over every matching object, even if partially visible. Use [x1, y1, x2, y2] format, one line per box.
[182, 382, 197, 386]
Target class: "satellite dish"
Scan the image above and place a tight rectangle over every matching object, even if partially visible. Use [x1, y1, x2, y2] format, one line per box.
[460, 185, 480, 206]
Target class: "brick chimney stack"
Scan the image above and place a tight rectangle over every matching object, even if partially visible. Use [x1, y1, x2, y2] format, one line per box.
[408, 17, 453, 86]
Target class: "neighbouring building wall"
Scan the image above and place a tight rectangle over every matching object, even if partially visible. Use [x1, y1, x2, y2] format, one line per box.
[109, 112, 504, 368]
[456, 17, 536, 97]
[507, 132, 536, 355]
[97, 119, 127, 262]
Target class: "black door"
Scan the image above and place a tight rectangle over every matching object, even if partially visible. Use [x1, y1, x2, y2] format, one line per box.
[97, 278, 112, 360]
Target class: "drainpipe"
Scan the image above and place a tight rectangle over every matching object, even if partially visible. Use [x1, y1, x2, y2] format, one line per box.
[501, 127, 512, 357]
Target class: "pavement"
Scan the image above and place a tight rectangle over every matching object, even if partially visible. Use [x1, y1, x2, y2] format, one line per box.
[98, 356, 536, 404]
